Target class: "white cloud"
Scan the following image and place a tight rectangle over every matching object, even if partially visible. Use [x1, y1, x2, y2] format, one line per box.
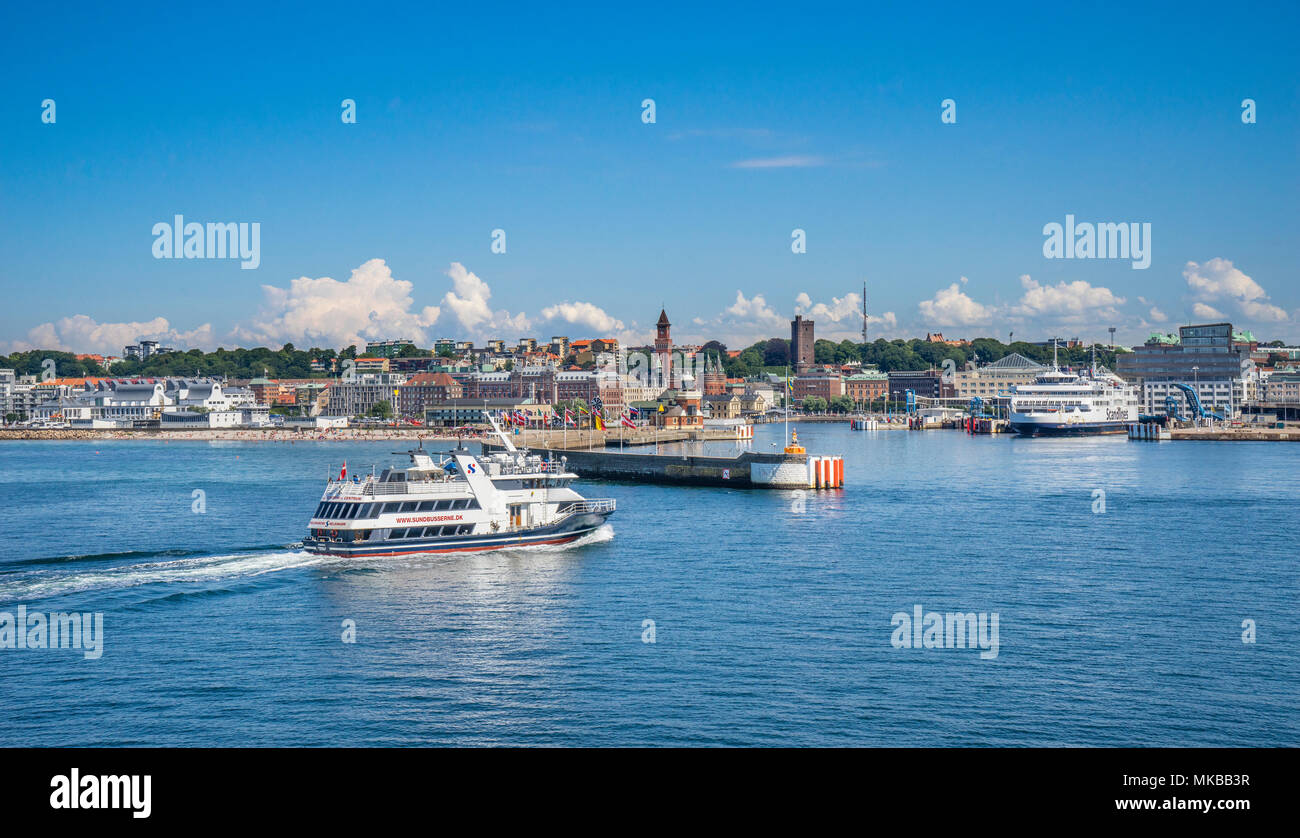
[1148, 306, 1168, 323]
[538, 301, 625, 334]
[1011, 275, 1126, 322]
[794, 290, 896, 340]
[440, 262, 529, 337]
[723, 291, 788, 329]
[1184, 258, 1287, 322]
[918, 279, 996, 326]
[3, 315, 214, 355]
[1192, 302, 1227, 320]
[235, 258, 441, 349]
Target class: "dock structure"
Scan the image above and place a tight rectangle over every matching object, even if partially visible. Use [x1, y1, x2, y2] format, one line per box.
[482, 443, 838, 489]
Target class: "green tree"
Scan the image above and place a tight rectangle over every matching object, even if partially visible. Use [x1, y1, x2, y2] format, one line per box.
[828, 395, 855, 413]
[368, 400, 393, 419]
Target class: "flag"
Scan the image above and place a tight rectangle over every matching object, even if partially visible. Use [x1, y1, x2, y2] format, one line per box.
[340, 460, 347, 480]
[594, 415, 604, 430]
[621, 414, 635, 429]
[628, 406, 639, 418]
[576, 403, 589, 414]
[565, 409, 576, 426]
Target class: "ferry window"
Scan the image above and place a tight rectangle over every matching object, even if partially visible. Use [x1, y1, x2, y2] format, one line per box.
[393, 528, 409, 539]
[399, 501, 417, 513]
[466, 498, 480, 509]
[359, 504, 375, 518]
[434, 500, 451, 511]
[416, 501, 435, 512]
[380, 502, 400, 515]
[315, 503, 326, 517]
[344, 504, 358, 519]
[451, 499, 468, 510]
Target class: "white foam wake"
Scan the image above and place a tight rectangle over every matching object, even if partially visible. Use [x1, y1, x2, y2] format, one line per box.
[0, 550, 323, 601]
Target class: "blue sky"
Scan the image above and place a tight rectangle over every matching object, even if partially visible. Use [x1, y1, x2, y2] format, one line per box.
[1, 0, 1297, 354]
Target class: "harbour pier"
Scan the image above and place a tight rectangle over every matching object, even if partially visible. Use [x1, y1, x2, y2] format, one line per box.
[482, 443, 843, 489]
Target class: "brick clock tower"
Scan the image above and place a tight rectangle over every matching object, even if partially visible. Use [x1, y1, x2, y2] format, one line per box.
[655, 308, 673, 388]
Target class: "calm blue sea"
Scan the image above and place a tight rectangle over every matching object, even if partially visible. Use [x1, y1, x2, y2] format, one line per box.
[1, 426, 1296, 746]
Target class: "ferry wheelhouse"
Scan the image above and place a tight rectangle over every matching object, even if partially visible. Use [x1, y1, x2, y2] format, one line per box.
[303, 420, 614, 557]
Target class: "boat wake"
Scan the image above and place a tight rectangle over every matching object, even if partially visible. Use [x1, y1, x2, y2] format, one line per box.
[0, 526, 615, 602]
[0, 548, 322, 602]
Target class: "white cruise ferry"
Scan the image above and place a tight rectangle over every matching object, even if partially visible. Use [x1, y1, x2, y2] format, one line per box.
[1007, 361, 1139, 437]
[303, 419, 614, 557]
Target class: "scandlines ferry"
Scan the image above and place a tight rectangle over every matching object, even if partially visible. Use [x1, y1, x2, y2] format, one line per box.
[303, 418, 614, 557]
[1007, 365, 1139, 436]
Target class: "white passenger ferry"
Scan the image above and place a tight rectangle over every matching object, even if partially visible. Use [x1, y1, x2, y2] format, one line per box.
[303, 418, 615, 557]
[1008, 352, 1139, 437]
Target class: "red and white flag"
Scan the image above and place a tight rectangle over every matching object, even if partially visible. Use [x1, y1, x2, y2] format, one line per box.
[621, 413, 636, 429]
[340, 460, 347, 480]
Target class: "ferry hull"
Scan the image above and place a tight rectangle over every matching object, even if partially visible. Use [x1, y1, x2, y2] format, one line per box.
[303, 510, 612, 558]
[1009, 421, 1130, 437]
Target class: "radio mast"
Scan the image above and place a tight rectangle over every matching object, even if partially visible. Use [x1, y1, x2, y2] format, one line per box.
[861, 280, 868, 344]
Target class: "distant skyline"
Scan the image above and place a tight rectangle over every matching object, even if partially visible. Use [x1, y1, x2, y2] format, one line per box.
[2, 2, 1297, 355]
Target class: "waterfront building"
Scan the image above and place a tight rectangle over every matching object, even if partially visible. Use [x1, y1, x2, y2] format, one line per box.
[249, 376, 296, 406]
[739, 392, 769, 415]
[645, 388, 704, 429]
[1259, 369, 1300, 404]
[397, 372, 463, 418]
[327, 373, 407, 417]
[953, 353, 1048, 399]
[844, 371, 889, 405]
[353, 357, 391, 374]
[793, 368, 843, 403]
[705, 394, 741, 418]
[1115, 323, 1255, 417]
[422, 397, 546, 427]
[888, 369, 953, 401]
[0, 369, 15, 419]
[791, 315, 815, 372]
